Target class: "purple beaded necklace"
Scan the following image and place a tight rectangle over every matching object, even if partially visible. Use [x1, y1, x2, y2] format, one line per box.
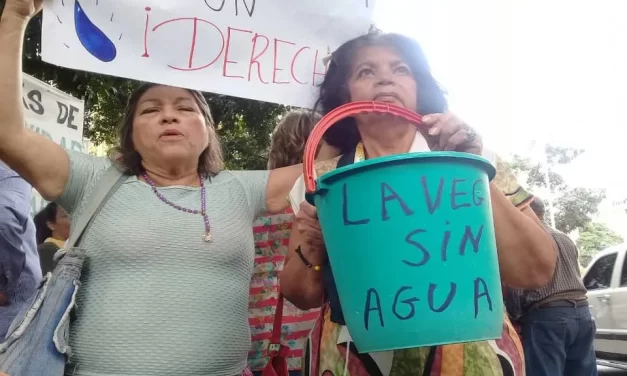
[142, 172, 212, 242]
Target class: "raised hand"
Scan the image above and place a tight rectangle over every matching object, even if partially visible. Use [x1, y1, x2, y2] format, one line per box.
[3, 0, 43, 21]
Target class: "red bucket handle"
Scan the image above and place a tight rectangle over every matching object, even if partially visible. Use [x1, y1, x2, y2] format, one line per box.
[303, 101, 424, 193]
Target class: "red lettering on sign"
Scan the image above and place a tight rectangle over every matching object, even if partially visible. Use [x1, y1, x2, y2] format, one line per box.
[142, 7, 151, 57]
[290, 46, 310, 85]
[273, 39, 296, 84]
[223, 27, 252, 79]
[312, 49, 328, 86]
[143, 11, 329, 88]
[152, 17, 225, 71]
[248, 33, 270, 83]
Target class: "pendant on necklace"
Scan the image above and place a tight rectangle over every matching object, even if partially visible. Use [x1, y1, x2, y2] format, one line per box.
[204, 232, 213, 242]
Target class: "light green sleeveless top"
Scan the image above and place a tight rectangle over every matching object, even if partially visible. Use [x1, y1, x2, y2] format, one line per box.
[58, 151, 268, 376]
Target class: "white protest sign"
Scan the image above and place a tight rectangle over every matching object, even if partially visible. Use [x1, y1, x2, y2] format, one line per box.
[41, 0, 375, 108]
[22, 73, 85, 215]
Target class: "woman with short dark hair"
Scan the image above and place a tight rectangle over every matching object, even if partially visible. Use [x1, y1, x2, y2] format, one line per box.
[33, 202, 70, 274]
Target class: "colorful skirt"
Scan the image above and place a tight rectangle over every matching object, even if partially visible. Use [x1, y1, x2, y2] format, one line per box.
[304, 304, 524, 376]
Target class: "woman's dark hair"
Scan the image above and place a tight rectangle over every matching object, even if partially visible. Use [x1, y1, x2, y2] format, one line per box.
[313, 32, 448, 153]
[109, 83, 224, 176]
[34, 202, 58, 245]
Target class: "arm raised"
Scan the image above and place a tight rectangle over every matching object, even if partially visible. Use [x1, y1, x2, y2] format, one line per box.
[0, 8, 71, 201]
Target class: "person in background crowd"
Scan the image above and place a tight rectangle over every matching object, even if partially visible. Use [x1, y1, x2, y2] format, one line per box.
[266, 111, 338, 171]
[280, 32, 556, 375]
[248, 111, 337, 376]
[33, 202, 70, 274]
[0, 161, 41, 339]
[506, 197, 596, 376]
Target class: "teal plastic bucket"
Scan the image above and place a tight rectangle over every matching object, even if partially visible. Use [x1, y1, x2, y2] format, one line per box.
[309, 152, 503, 353]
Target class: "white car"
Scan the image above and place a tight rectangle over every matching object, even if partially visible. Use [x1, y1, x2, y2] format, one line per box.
[583, 243, 627, 363]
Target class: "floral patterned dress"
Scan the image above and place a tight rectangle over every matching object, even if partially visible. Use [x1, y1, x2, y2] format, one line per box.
[248, 208, 320, 372]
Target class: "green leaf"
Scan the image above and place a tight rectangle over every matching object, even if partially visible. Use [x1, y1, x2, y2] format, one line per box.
[507, 146, 604, 233]
[577, 222, 624, 266]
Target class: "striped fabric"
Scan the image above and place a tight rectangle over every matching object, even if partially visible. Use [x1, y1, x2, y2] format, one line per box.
[248, 208, 320, 372]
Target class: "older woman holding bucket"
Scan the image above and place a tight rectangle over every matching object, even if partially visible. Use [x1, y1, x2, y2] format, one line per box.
[0, 2, 304, 375]
[280, 32, 556, 375]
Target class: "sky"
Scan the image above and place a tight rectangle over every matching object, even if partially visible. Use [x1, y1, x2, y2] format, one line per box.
[373, 0, 627, 237]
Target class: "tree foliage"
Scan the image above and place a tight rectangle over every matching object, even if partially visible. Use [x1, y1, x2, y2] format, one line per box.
[554, 188, 606, 234]
[509, 154, 567, 193]
[576, 222, 624, 266]
[509, 144, 605, 233]
[208, 96, 287, 170]
[18, 12, 287, 170]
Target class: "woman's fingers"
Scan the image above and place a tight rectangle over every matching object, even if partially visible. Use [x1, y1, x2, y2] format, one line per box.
[422, 112, 482, 154]
[298, 220, 323, 245]
[295, 202, 324, 248]
[299, 201, 318, 219]
[424, 113, 460, 150]
[444, 128, 470, 151]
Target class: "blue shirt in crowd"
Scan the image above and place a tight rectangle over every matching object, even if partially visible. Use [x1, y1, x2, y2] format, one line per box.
[0, 162, 41, 339]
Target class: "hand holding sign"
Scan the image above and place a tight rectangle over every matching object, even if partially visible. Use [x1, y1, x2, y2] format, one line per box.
[422, 113, 483, 155]
[4, 0, 43, 21]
